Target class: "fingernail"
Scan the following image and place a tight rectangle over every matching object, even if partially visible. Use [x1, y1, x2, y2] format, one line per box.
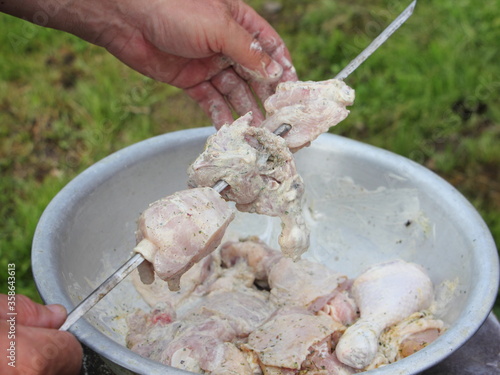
[266, 60, 283, 79]
[47, 304, 67, 318]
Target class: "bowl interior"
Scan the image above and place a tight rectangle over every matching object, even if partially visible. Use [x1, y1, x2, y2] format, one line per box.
[32, 127, 499, 375]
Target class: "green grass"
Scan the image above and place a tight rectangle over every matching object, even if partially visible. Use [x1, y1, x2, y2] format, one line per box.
[1, 0, 499, 316]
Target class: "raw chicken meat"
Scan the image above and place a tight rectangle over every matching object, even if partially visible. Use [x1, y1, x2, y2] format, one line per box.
[187, 112, 309, 260]
[126, 305, 182, 361]
[319, 289, 359, 326]
[220, 236, 281, 283]
[127, 239, 444, 375]
[207, 342, 255, 374]
[128, 245, 276, 374]
[134, 187, 235, 291]
[186, 80, 354, 260]
[260, 79, 355, 152]
[220, 238, 348, 311]
[135, 77, 354, 287]
[182, 288, 276, 337]
[301, 337, 358, 375]
[244, 309, 344, 370]
[335, 260, 434, 369]
[150, 314, 238, 372]
[125, 68, 444, 374]
[365, 311, 444, 369]
[267, 256, 347, 310]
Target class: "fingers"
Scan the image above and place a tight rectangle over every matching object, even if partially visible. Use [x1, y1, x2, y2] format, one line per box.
[0, 294, 67, 329]
[218, 2, 282, 82]
[1, 321, 82, 375]
[218, 0, 297, 105]
[226, 0, 298, 83]
[0, 294, 81, 374]
[186, 68, 267, 129]
[221, 28, 283, 82]
[211, 68, 265, 126]
[186, 82, 234, 129]
[103, 0, 298, 126]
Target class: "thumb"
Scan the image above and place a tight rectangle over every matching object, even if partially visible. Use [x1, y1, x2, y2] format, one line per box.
[1, 294, 67, 329]
[221, 21, 283, 82]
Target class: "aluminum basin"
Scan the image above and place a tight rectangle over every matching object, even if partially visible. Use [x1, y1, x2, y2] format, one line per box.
[32, 127, 499, 374]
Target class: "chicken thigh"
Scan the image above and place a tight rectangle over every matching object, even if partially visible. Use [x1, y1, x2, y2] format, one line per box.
[187, 112, 309, 260]
[261, 79, 355, 152]
[335, 260, 434, 369]
[267, 257, 347, 310]
[369, 311, 444, 368]
[134, 187, 235, 291]
[244, 309, 344, 370]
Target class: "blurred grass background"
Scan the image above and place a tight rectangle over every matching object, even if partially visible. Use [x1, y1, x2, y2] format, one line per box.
[1, 0, 499, 315]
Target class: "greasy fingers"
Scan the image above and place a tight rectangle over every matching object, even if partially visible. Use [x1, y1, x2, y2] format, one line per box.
[224, 0, 295, 83]
[211, 69, 265, 126]
[0, 294, 67, 329]
[219, 0, 297, 107]
[186, 82, 235, 128]
[101, 0, 297, 126]
[219, 20, 283, 82]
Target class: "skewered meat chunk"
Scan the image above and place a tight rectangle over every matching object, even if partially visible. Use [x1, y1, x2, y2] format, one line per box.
[187, 112, 309, 260]
[131, 253, 219, 310]
[188, 113, 270, 204]
[134, 187, 235, 291]
[261, 79, 355, 152]
[335, 260, 434, 369]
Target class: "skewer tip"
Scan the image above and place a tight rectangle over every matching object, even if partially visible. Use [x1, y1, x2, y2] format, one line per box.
[409, 0, 417, 14]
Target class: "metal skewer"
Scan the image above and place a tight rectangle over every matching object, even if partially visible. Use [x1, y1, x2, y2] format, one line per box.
[59, 252, 145, 331]
[59, 124, 291, 332]
[59, 1, 416, 331]
[335, 0, 416, 80]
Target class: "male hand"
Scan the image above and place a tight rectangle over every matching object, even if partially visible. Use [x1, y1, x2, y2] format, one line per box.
[104, 0, 297, 127]
[1, 0, 297, 127]
[94, 0, 298, 127]
[0, 294, 82, 375]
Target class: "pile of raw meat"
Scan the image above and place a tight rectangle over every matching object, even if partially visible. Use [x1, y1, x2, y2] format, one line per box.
[127, 239, 444, 374]
[126, 78, 445, 373]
